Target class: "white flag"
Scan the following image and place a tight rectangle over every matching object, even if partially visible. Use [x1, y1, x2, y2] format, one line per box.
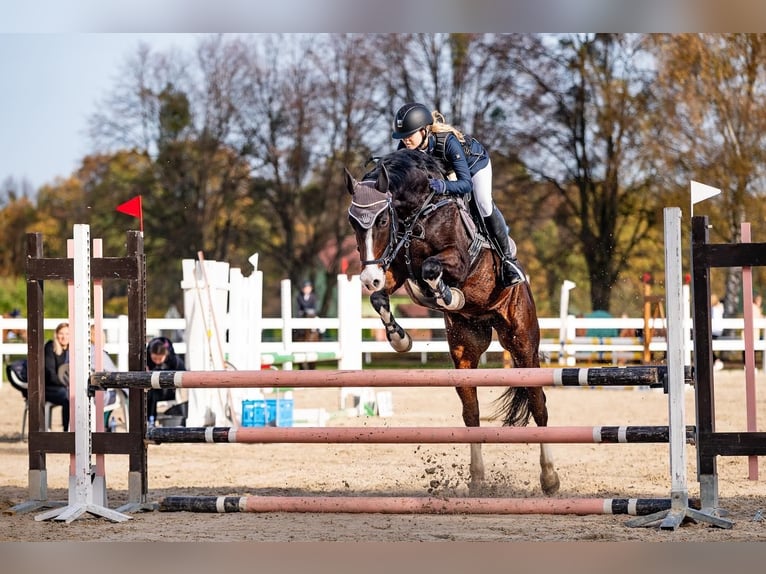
[690, 180, 721, 205]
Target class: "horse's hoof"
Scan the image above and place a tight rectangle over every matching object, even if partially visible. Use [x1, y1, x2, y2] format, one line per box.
[438, 288, 465, 311]
[541, 472, 560, 495]
[389, 335, 413, 353]
[467, 478, 485, 495]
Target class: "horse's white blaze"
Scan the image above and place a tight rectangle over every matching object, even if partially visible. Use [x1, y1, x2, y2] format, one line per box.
[359, 229, 386, 291]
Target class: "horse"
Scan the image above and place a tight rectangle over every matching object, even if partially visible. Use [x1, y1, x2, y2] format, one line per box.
[345, 149, 560, 495]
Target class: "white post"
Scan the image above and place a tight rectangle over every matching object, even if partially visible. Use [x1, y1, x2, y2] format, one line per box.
[280, 279, 293, 370]
[70, 226, 92, 509]
[248, 253, 263, 371]
[338, 274, 362, 370]
[227, 267, 246, 369]
[116, 314, 129, 371]
[663, 207, 688, 519]
[558, 280, 576, 365]
[338, 275, 364, 410]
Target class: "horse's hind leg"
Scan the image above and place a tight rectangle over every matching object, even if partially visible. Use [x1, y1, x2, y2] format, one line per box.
[370, 290, 412, 352]
[445, 314, 491, 490]
[498, 300, 560, 496]
[455, 385, 484, 489]
[528, 387, 560, 495]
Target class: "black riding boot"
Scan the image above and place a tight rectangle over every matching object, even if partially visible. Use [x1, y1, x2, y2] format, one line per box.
[484, 207, 525, 287]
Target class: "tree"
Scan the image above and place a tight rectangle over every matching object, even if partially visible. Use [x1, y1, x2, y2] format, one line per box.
[0, 176, 38, 276]
[88, 36, 262, 311]
[650, 34, 766, 316]
[501, 34, 662, 313]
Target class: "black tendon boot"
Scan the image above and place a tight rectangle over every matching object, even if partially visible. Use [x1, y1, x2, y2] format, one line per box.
[484, 207, 525, 287]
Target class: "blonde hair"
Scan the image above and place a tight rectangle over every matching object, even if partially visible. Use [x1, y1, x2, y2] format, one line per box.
[429, 110, 466, 144]
[53, 321, 69, 356]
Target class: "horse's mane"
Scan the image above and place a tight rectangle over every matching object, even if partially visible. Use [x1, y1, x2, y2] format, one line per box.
[362, 150, 447, 194]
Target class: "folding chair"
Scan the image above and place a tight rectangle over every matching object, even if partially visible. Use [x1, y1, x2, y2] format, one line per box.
[6, 361, 57, 439]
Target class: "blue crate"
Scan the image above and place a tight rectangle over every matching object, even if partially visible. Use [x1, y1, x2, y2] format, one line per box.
[241, 398, 293, 427]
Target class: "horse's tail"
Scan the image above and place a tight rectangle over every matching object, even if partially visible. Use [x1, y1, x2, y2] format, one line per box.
[492, 387, 532, 427]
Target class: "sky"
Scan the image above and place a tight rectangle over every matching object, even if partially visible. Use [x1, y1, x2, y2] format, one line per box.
[1, 2, 757, 192]
[0, 34, 201, 191]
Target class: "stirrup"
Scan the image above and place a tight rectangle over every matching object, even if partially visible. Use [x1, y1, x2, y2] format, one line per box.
[501, 258, 525, 287]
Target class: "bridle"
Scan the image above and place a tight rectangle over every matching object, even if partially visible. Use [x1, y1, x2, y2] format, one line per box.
[348, 180, 400, 268]
[349, 179, 450, 276]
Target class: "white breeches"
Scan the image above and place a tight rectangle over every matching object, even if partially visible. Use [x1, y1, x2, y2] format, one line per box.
[472, 160, 493, 218]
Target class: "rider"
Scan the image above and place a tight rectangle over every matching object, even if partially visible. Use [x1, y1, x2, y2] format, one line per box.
[391, 102, 525, 287]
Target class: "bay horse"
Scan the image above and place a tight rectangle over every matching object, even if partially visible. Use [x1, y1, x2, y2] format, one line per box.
[345, 149, 559, 495]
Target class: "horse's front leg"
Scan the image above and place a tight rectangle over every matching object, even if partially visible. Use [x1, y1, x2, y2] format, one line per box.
[422, 256, 465, 311]
[369, 290, 412, 352]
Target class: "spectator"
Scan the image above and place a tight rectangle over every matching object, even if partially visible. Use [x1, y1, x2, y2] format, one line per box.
[43, 322, 70, 431]
[295, 280, 319, 370]
[295, 280, 318, 319]
[146, 336, 185, 426]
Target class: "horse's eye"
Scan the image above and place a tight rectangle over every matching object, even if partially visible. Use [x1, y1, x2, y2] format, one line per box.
[377, 215, 388, 227]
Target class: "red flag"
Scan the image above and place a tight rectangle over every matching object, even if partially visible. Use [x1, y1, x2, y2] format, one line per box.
[115, 195, 143, 232]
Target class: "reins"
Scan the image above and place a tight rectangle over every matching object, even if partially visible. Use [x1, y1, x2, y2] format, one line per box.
[376, 187, 438, 272]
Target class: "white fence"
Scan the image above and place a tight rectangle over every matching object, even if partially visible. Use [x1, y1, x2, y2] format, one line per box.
[3, 282, 766, 383]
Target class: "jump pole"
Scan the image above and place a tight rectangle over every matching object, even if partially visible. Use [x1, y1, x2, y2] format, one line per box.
[92, 365, 690, 390]
[145, 425, 696, 444]
[159, 495, 698, 516]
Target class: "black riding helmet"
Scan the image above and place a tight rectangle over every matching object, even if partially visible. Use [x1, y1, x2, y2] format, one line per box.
[392, 102, 432, 139]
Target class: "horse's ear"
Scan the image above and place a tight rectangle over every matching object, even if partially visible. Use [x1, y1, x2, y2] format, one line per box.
[343, 167, 357, 196]
[377, 162, 390, 193]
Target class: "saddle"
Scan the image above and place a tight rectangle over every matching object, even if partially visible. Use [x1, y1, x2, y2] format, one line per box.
[454, 193, 492, 266]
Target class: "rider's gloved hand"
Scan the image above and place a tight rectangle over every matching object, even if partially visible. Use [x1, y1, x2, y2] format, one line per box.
[429, 179, 448, 194]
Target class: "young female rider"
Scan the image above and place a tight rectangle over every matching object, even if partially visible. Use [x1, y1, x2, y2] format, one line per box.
[391, 102, 524, 287]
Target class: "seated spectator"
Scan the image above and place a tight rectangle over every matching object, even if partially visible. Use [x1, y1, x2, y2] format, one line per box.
[43, 322, 70, 431]
[146, 336, 186, 426]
